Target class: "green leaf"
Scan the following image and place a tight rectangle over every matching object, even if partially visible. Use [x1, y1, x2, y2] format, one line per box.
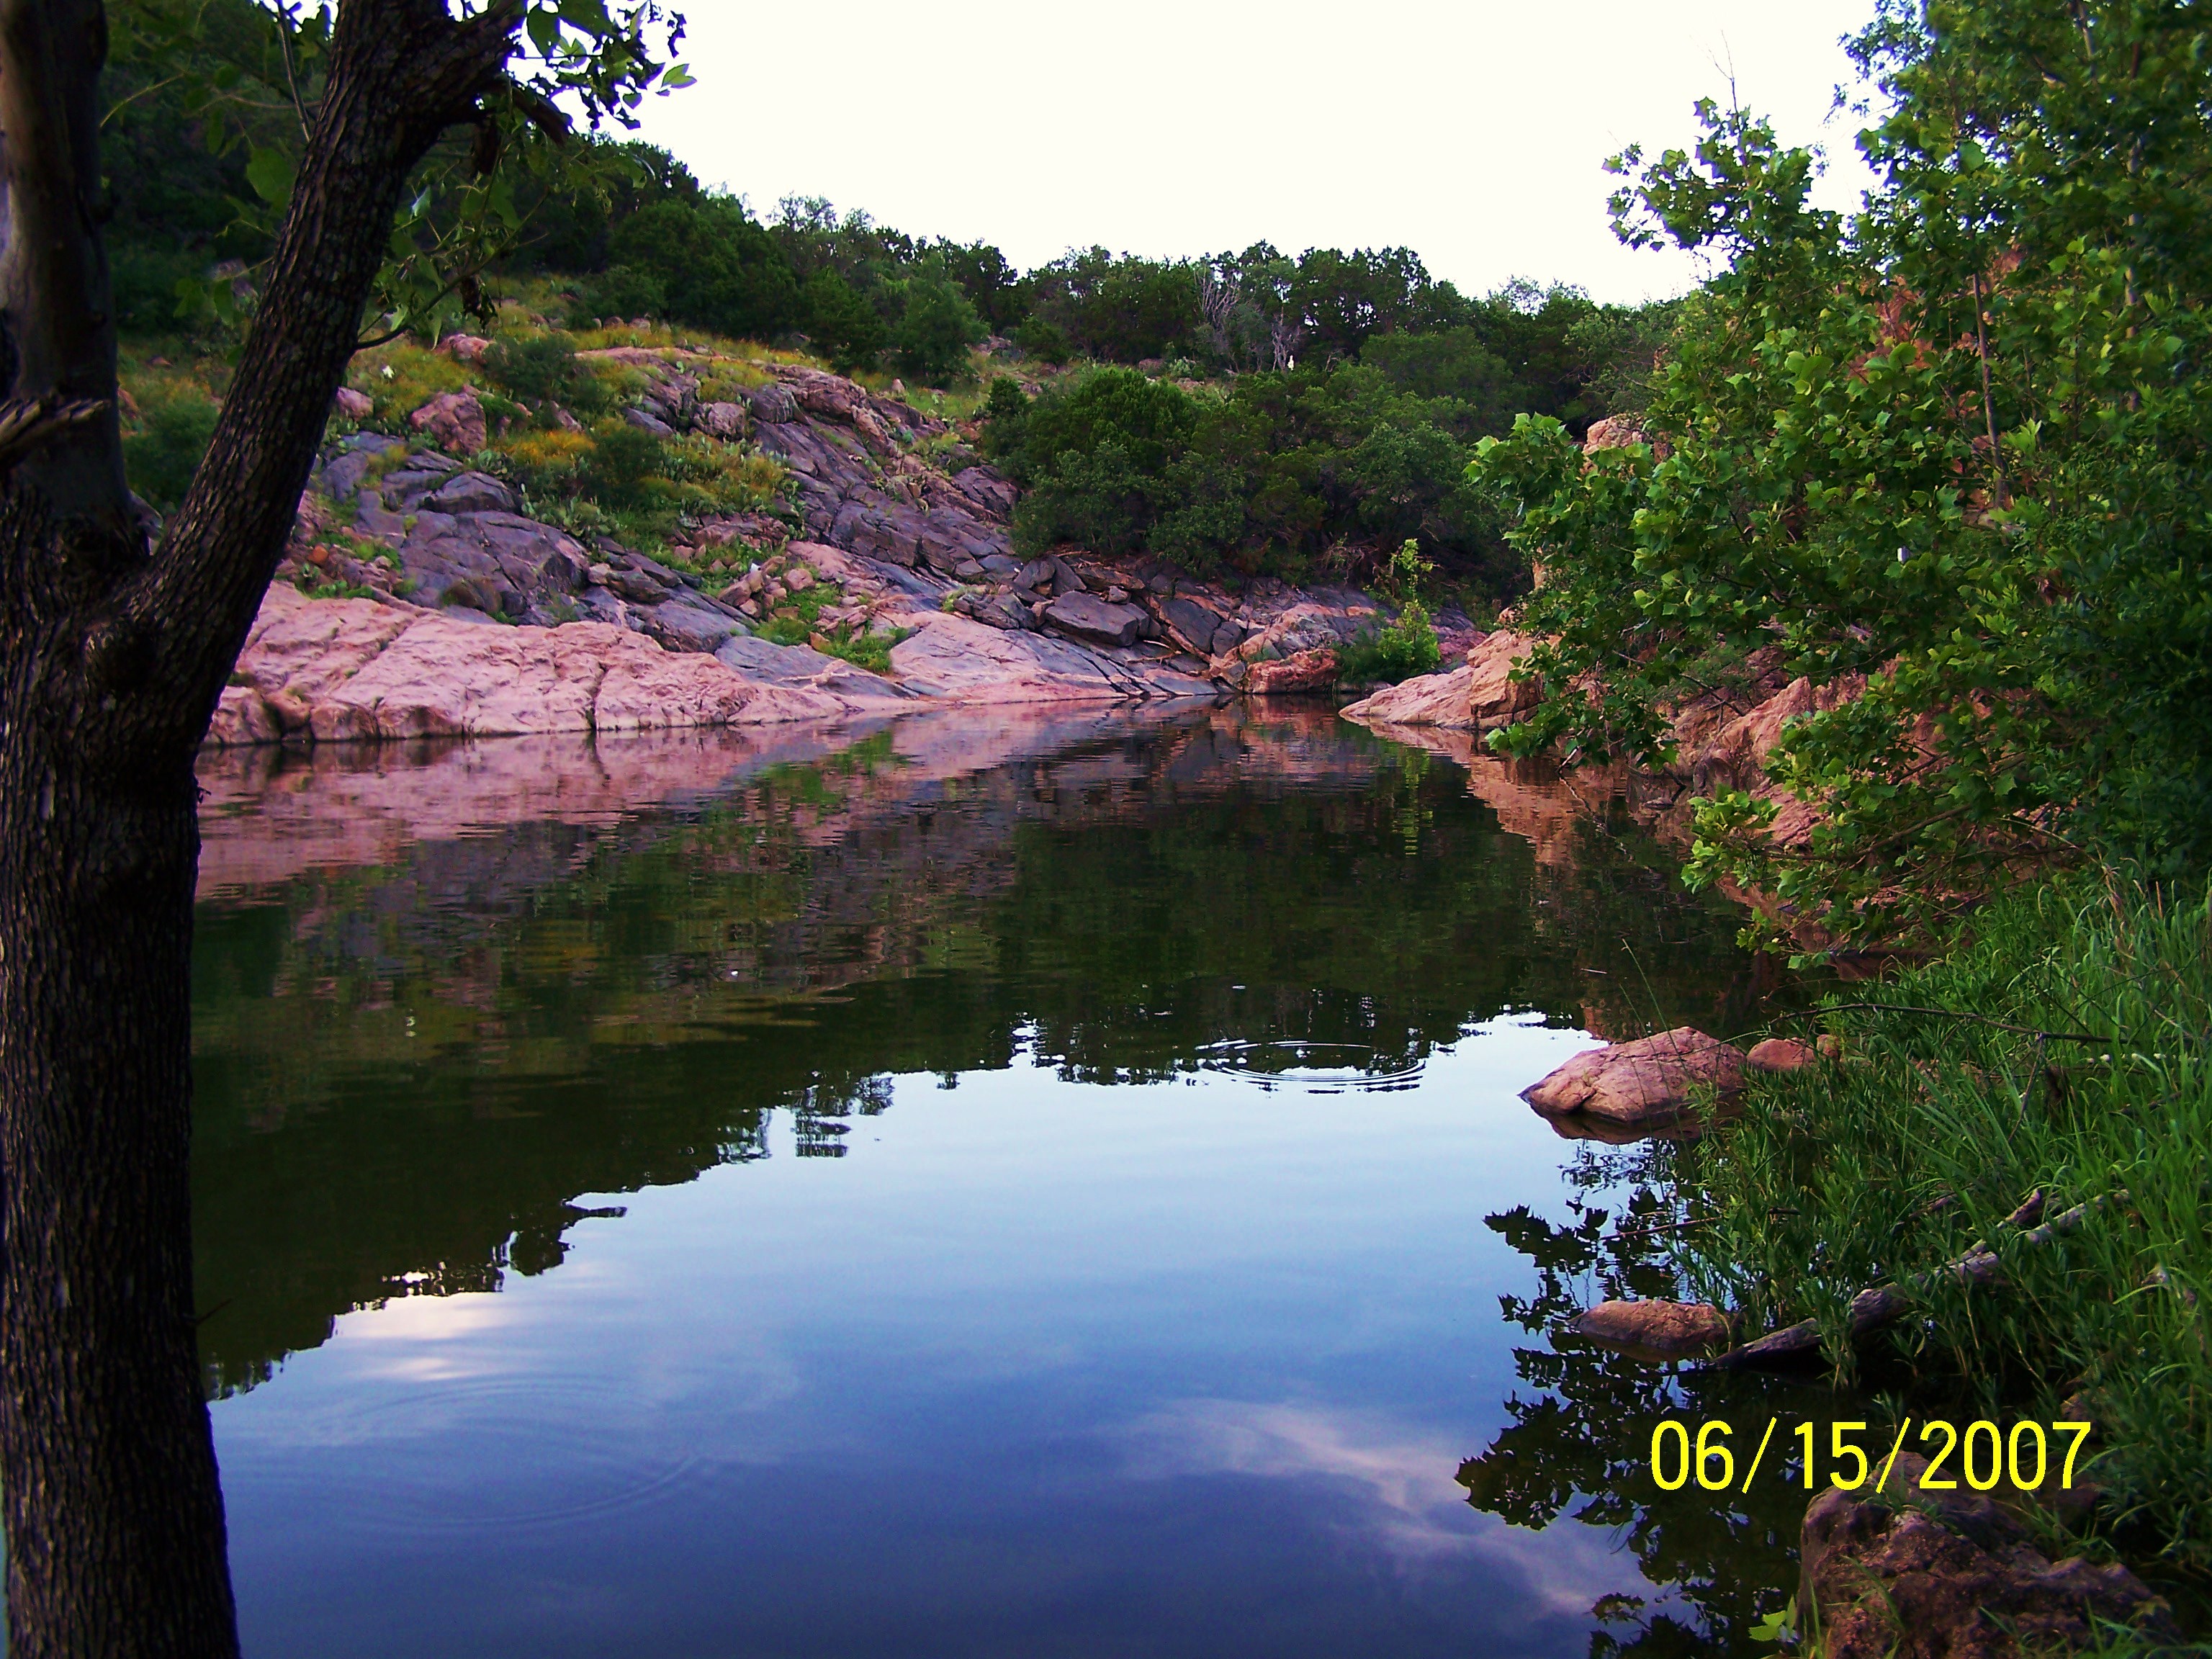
[244, 145, 297, 207]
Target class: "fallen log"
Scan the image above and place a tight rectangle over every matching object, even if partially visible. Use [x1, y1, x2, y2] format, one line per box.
[1707, 1190, 2109, 1371]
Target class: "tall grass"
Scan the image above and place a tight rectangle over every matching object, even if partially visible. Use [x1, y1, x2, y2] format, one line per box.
[1673, 876, 2212, 1572]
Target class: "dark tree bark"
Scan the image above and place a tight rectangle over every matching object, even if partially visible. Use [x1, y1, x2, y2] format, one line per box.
[0, 2, 534, 1651]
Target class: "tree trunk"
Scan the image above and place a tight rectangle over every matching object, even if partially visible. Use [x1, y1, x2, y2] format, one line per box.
[0, 576, 235, 1649]
[0, 2, 528, 1650]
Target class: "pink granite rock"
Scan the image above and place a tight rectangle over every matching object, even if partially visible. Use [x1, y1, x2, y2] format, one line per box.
[1244, 647, 1339, 695]
[207, 585, 866, 746]
[1339, 631, 1542, 730]
[1521, 1027, 1748, 1128]
[1570, 1299, 1731, 1360]
[409, 389, 487, 454]
[1748, 1036, 1822, 1074]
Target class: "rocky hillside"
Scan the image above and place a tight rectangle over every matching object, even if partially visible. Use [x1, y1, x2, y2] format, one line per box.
[214, 341, 1481, 745]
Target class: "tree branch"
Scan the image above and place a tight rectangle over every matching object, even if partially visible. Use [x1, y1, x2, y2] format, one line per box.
[0, 392, 106, 472]
[131, 0, 531, 746]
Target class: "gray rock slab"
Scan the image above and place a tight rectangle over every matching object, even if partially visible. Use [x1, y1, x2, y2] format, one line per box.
[1043, 591, 1148, 647]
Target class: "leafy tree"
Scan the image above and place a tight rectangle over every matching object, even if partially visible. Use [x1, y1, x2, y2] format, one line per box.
[0, 3, 687, 1651]
[1010, 314, 1072, 364]
[1475, 0, 2212, 948]
[932, 238, 1026, 332]
[1027, 248, 1200, 363]
[890, 261, 988, 385]
[608, 196, 799, 340]
[802, 269, 886, 374]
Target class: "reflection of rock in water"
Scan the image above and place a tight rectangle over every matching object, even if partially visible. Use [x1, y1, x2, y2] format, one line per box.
[190, 709, 1779, 1400]
[1467, 1156, 1838, 1656]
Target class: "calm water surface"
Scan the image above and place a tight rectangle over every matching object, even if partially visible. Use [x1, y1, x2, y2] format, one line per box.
[192, 708, 1812, 1658]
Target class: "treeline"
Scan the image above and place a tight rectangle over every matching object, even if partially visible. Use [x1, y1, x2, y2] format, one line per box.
[104, 0, 1673, 591]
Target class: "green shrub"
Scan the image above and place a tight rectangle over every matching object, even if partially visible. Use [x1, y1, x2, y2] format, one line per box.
[483, 332, 607, 415]
[123, 388, 220, 513]
[891, 264, 986, 386]
[1334, 598, 1440, 683]
[802, 271, 885, 375]
[1010, 315, 1071, 365]
[587, 265, 666, 323]
[581, 422, 668, 506]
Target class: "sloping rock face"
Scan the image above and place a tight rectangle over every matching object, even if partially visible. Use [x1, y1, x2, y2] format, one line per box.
[889, 614, 1217, 703]
[1802, 1453, 2177, 1658]
[257, 355, 1429, 739]
[208, 585, 876, 745]
[1520, 1027, 1748, 1130]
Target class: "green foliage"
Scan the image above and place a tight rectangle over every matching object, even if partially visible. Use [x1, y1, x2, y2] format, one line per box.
[122, 387, 221, 513]
[585, 264, 666, 323]
[816, 624, 913, 675]
[1473, 6, 2212, 946]
[112, 0, 692, 344]
[607, 197, 800, 341]
[1672, 875, 2212, 1573]
[1025, 248, 1200, 364]
[994, 364, 1509, 583]
[1010, 315, 1071, 364]
[801, 271, 885, 374]
[1336, 600, 1440, 683]
[1336, 542, 1442, 682]
[482, 332, 608, 415]
[891, 262, 987, 386]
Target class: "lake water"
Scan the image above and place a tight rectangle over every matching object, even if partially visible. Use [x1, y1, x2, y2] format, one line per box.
[191, 707, 1816, 1658]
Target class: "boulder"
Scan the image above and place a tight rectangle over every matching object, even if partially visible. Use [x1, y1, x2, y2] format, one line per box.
[332, 387, 374, 420]
[1748, 1036, 1822, 1074]
[624, 407, 675, 437]
[1802, 1452, 2176, 1658]
[697, 400, 745, 440]
[951, 466, 1018, 516]
[423, 471, 519, 516]
[748, 383, 799, 425]
[1521, 1028, 1747, 1129]
[437, 333, 492, 363]
[1245, 647, 1339, 695]
[1158, 595, 1226, 655]
[1582, 414, 1651, 454]
[1042, 591, 1148, 647]
[408, 389, 487, 455]
[1569, 1300, 1730, 1360]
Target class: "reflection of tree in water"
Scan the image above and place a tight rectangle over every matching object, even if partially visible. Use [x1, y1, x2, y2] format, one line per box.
[1463, 1142, 1837, 1658]
[189, 716, 1789, 1399]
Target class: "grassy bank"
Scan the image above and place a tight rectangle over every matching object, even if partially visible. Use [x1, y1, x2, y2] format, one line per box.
[1671, 876, 2212, 1580]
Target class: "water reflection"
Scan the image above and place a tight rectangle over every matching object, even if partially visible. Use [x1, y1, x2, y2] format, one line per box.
[1463, 1142, 1841, 1658]
[192, 707, 1801, 1655]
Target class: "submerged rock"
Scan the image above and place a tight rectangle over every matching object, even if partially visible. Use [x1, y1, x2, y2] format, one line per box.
[1568, 1299, 1730, 1360]
[1520, 1027, 1747, 1130]
[1803, 1452, 2176, 1658]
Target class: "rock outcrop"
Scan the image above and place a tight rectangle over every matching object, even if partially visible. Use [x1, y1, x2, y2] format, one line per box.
[209, 585, 878, 745]
[1519, 1027, 1748, 1131]
[1747, 1036, 1822, 1074]
[1339, 630, 1542, 730]
[238, 350, 1443, 746]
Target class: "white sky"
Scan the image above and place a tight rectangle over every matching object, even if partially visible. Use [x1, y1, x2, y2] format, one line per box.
[634, 0, 1882, 305]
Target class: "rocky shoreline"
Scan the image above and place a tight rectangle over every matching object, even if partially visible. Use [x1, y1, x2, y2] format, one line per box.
[215, 351, 1483, 747]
